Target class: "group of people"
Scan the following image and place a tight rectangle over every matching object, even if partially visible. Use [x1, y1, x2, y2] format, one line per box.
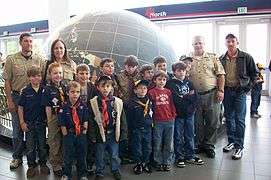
[1, 32, 259, 180]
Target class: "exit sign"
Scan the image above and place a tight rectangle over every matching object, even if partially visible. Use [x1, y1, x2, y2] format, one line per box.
[237, 7, 248, 14]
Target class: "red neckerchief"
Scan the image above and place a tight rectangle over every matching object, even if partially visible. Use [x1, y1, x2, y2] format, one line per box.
[101, 96, 109, 128]
[71, 101, 81, 136]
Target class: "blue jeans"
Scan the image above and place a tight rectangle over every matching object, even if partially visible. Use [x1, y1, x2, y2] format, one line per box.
[153, 120, 174, 165]
[131, 127, 152, 163]
[223, 88, 247, 149]
[250, 84, 262, 114]
[95, 132, 120, 176]
[63, 133, 87, 179]
[11, 92, 25, 160]
[86, 137, 96, 168]
[25, 121, 47, 167]
[174, 116, 195, 160]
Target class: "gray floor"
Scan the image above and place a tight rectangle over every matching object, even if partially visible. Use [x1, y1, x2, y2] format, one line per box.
[0, 97, 270, 180]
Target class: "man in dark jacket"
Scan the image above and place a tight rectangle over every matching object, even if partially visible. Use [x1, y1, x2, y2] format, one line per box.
[220, 33, 257, 160]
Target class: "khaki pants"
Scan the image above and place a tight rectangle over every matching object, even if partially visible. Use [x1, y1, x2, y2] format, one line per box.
[195, 91, 221, 150]
[48, 114, 63, 171]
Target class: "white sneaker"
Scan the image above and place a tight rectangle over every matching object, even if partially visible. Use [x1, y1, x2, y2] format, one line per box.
[61, 175, 69, 180]
[10, 159, 23, 170]
[232, 148, 243, 160]
[80, 177, 88, 180]
[223, 143, 235, 152]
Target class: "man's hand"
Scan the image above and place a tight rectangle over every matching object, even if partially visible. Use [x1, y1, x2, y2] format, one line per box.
[7, 98, 16, 112]
[216, 91, 224, 102]
[20, 122, 29, 132]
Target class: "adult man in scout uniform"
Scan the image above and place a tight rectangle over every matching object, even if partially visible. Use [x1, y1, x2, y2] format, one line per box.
[188, 36, 225, 158]
[3, 33, 46, 169]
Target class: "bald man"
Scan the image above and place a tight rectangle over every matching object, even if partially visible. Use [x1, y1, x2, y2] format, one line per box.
[188, 36, 225, 158]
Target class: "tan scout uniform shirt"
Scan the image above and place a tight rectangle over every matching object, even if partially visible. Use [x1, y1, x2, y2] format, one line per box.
[189, 52, 225, 92]
[3, 52, 46, 92]
[116, 70, 140, 102]
[225, 55, 239, 87]
[61, 60, 76, 82]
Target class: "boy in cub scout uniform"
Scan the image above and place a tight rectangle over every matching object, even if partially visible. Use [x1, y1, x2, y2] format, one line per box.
[88, 75, 127, 180]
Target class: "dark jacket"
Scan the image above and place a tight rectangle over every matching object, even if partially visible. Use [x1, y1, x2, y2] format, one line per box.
[57, 100, 89, 131]
[166, 78, 198, 118]
[88, 94, 127, 143]
[18, 84, 46, 125]
[220, 49, 258, 93]
[80, 82, 97, 106]
[41, 81, 68, 113]
[126, 95, 153, 129]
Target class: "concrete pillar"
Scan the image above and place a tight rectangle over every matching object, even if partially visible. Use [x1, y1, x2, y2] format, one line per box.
[48, 0, 70, 36]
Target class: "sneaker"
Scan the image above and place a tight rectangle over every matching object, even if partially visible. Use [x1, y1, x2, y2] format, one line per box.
[194, 148, 205, 154]
[142, 163, 152, 173]
[61, 175, 69, 180]
[176, 159, 185, 168]
[53, 169, 63, 177]
[232, 148, 243, 160]
[121, 157, 134, 165]
[133, 163, 143, 175]
[95, 175, 104, 180]
[87, 165, 95, 176]
[223, 143, 235, 152]
[26, 167, 37, 178]
[204, 149, 215, 158]
[10, 159, 23, 170]
[112, 170, 121, 180]
[163, 164, 171, 171]
[80, 176, 88, 180]
[156, 164, 164, 171]
[40, 164, 50, 175]
[185, 157, 204, 165]
[251, 113, 261, 118]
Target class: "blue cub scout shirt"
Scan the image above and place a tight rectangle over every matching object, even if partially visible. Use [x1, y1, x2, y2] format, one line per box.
[18, 84, 46, 124]
[41, 83, 67, 112]
[57, 100, 89, 130]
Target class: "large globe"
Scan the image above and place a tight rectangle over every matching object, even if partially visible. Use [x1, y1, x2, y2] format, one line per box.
[46, 9, 177, 73]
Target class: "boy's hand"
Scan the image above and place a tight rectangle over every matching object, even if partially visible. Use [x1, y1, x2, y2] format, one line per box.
[62, 132, 68, 136]
[91, 139, 96, 143]
[189, 90, 195, 95]
[20, 122, 29, 132]
[216, 90, 224, 102]
[7, 99, 16, 112]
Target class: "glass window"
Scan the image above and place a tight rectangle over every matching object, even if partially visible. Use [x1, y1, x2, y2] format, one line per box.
[6, 40, 19, 55]
[164, 24, 188, 57]
[246, 23, 268, 90]
[33, 38, 45, 56]
[218, 25, 239, 55]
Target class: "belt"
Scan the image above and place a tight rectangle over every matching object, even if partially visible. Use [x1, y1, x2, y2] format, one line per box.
[12, 90, 20, 95]
[198, 87, 216, 95]
[225, 86, 241, 92]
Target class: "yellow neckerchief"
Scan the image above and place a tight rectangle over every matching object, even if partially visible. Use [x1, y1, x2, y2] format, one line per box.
[57, 86, 65, 103]
[32, 86, 40, 93]
[135, 99, 150, 117]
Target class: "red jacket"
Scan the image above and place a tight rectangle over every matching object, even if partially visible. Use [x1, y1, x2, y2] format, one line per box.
[148, 87, 176, 122]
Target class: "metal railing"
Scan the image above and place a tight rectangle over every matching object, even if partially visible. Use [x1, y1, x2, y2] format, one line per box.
[0, 70, 13, 138]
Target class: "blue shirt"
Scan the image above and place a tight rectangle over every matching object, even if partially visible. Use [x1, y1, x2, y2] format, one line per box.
[18, 84, 46, 124]
[41, 83, 67, 112]
[57, 100, 89, 130]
